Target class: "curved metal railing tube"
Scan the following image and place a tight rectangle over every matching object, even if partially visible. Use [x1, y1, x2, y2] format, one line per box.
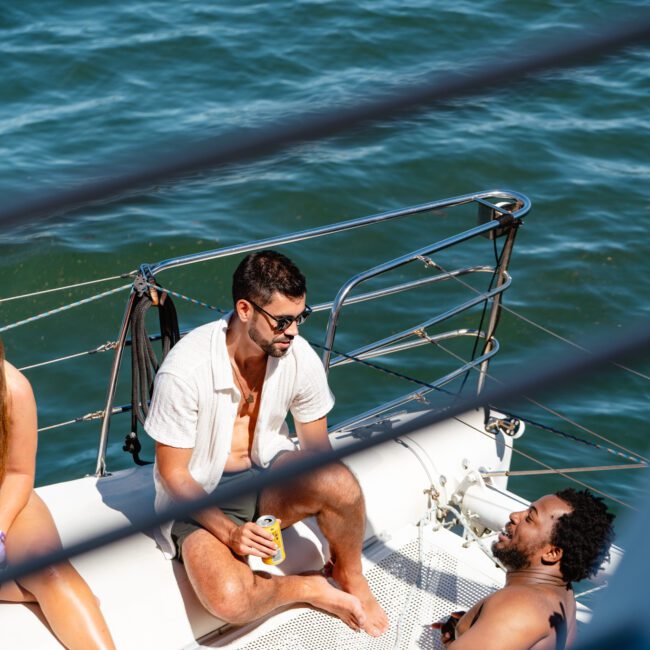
[149, 195, 466, 276]
[148, 189, 530, 276]
[332, 336, 500, 433]
[328, 274, 511, 368]
[309, 265, 497, 314]
[94, 287, 137, 476]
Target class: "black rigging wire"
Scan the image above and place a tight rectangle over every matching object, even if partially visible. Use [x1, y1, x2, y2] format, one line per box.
[458, 234, 507, 395]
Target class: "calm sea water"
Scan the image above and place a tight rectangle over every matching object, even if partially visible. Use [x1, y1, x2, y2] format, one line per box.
[0, 1, 648, 531]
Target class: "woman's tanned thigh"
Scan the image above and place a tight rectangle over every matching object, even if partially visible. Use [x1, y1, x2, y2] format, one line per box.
[4, 491, 63, 564]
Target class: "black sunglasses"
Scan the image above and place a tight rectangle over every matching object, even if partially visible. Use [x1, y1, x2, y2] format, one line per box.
[248, 299, 313, 332]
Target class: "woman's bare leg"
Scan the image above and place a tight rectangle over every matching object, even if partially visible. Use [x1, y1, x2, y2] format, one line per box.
[4, 491, 115, 650]
[0, 579, 35, 602]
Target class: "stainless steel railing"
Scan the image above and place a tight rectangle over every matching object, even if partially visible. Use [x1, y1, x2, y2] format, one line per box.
[94, 189, 530, 475]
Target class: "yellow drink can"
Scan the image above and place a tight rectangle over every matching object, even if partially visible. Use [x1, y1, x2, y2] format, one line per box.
[256, 515, 286, 565]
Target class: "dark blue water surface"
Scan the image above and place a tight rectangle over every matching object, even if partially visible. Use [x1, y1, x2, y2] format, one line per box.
[0, 2, 648, 525]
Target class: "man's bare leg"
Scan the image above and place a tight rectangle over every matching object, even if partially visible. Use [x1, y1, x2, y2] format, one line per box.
[182, 528, 366, 630]
[260, 456, 389, 637]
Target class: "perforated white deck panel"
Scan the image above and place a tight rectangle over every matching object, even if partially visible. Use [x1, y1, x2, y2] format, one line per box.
[201, 525, 505, 650]
[1, 409, 515, 649]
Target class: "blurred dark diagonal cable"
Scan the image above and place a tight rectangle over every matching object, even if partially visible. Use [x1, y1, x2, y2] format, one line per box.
[0, 319, 648, 585]
[1, 11, 649, 231]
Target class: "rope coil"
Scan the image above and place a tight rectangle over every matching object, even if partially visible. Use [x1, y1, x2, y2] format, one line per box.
[127, 278, 180, 465]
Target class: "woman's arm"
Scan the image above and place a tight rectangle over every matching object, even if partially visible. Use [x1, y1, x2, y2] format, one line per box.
[0, 364, 37, 533]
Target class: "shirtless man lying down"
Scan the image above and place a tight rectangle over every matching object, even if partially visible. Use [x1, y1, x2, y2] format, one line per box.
[434, 488, 615, 649]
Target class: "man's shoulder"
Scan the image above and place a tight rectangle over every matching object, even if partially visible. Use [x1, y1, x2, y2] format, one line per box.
[485, 583, 567, 616]
[452, 585, 565, 649]
[159, 319, 224, 379]
[289, 335, 321, 362]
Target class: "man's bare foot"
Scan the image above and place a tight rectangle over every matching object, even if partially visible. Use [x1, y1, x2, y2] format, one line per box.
[332, 567, 389, 637]
[301, 575, 366, 632]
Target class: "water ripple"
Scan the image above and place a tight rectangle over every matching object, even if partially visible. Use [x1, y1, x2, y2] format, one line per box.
[0, 0, 648, 504]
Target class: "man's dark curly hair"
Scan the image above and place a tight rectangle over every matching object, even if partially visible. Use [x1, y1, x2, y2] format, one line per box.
[552, 488, 615, 584]
[232, 250, 306, 306]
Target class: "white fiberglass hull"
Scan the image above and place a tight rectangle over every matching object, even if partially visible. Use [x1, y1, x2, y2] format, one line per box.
[0, 408, 519, 649]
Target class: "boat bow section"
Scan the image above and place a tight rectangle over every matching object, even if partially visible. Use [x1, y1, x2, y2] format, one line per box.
[0, 407, 517, 649]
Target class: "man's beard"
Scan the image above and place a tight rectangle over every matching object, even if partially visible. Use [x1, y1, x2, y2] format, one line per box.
[248, 323, 292, 358]
[492, 542, 532, 571]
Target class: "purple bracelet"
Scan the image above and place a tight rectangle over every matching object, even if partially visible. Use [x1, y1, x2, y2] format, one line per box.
[0, 531, 7, 567]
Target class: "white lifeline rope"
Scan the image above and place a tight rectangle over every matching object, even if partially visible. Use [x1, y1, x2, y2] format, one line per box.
[0, 283, 132, 333]
[0, 273, 135, 304]
[417, 254, 650, 382]
[19, 341, 118, 371]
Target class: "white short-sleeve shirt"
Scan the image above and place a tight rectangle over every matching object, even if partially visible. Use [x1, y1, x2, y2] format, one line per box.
[144, 314, 335, 558]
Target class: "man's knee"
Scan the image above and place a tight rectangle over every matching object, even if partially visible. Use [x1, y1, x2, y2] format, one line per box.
[314, 461, 363, 508]
[200, 576, 253, 624]
[182, 535, 255, 624]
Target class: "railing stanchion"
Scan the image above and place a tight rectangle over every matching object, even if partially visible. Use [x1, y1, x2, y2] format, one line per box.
[477, 218, 520, 396]
[94, 289, 137, 477]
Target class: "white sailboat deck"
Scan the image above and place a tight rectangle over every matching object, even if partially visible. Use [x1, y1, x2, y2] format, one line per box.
[0, 189, 619, 648]
[0, 409, 519, 649]
[199, 524, 505, 650]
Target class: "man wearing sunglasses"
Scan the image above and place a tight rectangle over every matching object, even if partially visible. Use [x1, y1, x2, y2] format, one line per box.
[145, 250, 388, 638]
